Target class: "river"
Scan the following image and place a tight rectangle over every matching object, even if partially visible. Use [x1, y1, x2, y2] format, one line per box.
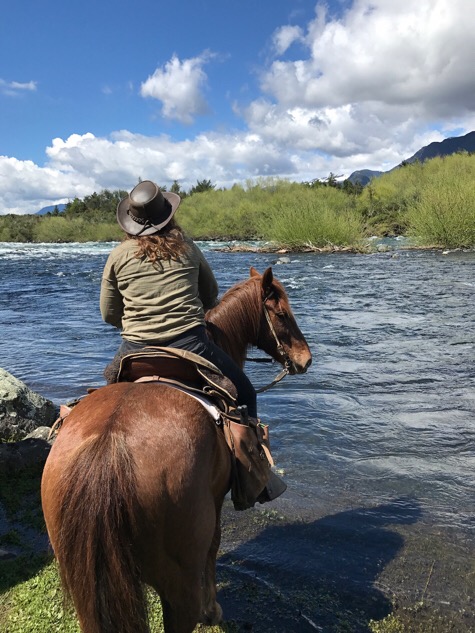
[1, 241, 474, 631]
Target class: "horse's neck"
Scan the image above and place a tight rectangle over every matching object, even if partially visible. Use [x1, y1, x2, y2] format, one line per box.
[206, 282, 260, 368]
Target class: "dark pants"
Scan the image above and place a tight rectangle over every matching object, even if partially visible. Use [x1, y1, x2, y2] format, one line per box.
[113, 325, 257, 417]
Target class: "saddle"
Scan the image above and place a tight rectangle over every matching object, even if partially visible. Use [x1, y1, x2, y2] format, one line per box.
[115, 346, 238, 413]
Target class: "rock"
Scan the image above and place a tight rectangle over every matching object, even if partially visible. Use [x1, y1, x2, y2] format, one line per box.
[273, 256, 291, 265]
[25, 426, 54, 441]
[0, 437, 53, 475]
[0, 369, 57, 442]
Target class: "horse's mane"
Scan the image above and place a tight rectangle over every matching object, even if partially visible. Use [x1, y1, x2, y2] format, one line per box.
[206, 276, 262, 367]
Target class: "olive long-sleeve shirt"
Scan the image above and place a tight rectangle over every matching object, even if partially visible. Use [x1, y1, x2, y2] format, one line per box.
[100, 237, 218, 343]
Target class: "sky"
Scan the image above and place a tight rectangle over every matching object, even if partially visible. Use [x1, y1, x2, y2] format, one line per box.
[1, 0, 475, 214]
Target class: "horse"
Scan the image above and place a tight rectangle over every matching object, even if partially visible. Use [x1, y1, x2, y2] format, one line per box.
[41, 266, 312, 633]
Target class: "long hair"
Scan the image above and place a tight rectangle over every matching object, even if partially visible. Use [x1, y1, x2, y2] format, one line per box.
[127, 219, 190, 265]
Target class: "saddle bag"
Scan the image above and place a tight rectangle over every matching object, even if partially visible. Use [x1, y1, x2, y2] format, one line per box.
[223, 416, 273, 511]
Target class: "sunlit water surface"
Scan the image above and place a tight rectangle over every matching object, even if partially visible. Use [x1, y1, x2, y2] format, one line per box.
[1, 241, 474, 553]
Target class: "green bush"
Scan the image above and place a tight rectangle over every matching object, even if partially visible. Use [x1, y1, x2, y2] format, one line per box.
[257, 183, 364, 248]
[0, 214, 39, 242]
[406, 155, 475, 247]
[1, 156, 474, 249]
[178, 184, 265, 239]
[31, 217, 122, 243]
[356, 162, 425, 235]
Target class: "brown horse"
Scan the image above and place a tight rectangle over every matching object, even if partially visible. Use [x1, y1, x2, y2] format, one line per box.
[41, 266, 312, 633]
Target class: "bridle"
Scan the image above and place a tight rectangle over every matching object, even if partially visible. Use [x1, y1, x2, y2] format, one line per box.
[252, 294, 293, 394]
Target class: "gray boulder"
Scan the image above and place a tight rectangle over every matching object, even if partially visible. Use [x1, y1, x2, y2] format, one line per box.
[0, 432, 53, 476]
[0, 369, 57, 442]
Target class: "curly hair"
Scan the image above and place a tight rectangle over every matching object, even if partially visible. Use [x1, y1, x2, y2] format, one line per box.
[126, 219, 190, 265]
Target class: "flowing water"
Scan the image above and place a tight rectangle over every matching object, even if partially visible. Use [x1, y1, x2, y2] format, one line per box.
[1, 241, 474, 630]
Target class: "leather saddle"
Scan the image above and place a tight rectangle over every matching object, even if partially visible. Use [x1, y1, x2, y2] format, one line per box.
[115, 346, 238, 412]
[116, 346, 276, 509]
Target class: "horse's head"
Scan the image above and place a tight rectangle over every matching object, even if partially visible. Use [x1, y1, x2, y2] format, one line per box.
[251, 266, 312, 375]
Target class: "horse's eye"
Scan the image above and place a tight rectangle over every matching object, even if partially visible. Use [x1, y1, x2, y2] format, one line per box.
[275, 311, 286, 319]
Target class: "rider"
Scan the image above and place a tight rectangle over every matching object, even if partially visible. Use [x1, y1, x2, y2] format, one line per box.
[100, 180, 285, 505]
[100, 179, 256, 416]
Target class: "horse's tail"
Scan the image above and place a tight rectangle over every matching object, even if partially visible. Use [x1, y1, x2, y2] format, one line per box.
[54, 432, 149, 633]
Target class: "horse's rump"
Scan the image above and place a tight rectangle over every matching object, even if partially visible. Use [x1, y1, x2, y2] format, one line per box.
[42, 383, 231, 633]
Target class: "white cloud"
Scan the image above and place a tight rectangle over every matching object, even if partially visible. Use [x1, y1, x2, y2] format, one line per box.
[0, 155, 94, 214]
[272, 25, 304, 55]
[248, 0, 475, 162]
[0, 78, 37, 96]
[140, 52, 213, 124]
[47, 130, 297, 188]
[0, 129, 303, 213]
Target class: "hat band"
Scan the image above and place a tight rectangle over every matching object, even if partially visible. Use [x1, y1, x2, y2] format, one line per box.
[127, 208, 149, 225]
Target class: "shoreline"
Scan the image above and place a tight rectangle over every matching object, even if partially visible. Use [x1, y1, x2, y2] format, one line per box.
[214, 242, 475, 255]
[217, 498, 475, 632]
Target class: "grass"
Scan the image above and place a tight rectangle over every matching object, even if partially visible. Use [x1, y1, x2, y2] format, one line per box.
[0, 557, 235, 633]
[0, 459, 472, 632]
[0, 466, 233, 632]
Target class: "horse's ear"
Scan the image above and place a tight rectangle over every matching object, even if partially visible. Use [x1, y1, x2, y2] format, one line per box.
[261, 267, 274, 295]
[250, 267, 260, 278]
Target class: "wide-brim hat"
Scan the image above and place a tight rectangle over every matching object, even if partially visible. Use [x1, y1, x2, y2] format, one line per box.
[117, 180, 181, 236]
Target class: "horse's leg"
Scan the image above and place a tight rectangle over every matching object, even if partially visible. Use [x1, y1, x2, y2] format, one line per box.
[159, 584, 202, 633]
[146, 524, 222, 632]
[199, 504, 223, 625]
[132, 390, 230, 632]
[144, 504, 223, 632]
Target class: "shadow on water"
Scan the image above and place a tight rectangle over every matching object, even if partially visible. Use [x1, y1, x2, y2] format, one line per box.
[218, 498, 422, 632]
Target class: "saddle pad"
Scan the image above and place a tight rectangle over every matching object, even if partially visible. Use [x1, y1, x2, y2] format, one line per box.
[137, 378, 221, 422]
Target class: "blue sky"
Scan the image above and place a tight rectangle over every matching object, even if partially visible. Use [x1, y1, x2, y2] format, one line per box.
[1, 0, 474, 213]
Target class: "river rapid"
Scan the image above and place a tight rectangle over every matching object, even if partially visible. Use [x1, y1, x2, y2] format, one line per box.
[1, 241, 474, 631]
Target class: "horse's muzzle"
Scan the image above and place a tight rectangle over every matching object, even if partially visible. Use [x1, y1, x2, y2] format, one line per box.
[289, 356, 312, 375]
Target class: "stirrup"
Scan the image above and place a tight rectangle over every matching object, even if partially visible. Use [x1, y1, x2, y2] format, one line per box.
[257, 469, 287, 503]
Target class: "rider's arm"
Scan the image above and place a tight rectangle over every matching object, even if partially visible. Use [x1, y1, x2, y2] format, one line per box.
[100, 258, 124, 328]
[196, 247, 219, 311]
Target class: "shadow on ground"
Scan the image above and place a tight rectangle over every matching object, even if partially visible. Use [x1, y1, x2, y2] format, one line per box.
[218, 498, 421, 632]
[0, 464, 51, 592]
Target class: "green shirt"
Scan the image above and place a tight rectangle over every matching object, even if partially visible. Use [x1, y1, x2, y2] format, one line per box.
[100, 237, 218, 343]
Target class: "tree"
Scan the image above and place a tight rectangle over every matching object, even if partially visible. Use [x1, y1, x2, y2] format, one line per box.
[341, 179, 363, 195]
[189, 179, 216, 195]
[63, 189, 127, 221]
[170, 180, 187, 198]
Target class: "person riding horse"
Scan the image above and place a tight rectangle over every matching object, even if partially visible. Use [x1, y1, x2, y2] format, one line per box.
[100, 179, 286, 504]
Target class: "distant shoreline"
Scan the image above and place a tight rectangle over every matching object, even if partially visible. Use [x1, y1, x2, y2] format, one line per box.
[213, 242, 475, 255]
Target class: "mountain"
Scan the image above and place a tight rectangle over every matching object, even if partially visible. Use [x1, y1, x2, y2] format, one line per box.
[35, 203, 66, 215]
[348, 130, 475, 185]
[404, 130, 475, 164]
[346, 169, 383, 186]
